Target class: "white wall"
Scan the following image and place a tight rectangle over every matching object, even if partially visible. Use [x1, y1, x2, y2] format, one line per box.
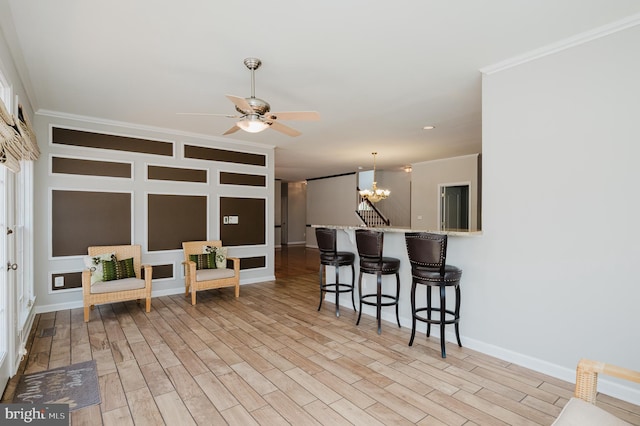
[411, 154, 480, 231]
[465, 22, 640, 401]
[374, 169, 411, 227]
[306, 173, 360, 246]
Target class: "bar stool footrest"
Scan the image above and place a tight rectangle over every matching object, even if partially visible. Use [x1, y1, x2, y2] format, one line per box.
[321, 283, 355, 294]
[360, 293, 399, 307]
[414, 307, 459, 325]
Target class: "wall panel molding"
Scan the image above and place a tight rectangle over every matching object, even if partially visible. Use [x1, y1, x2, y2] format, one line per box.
[52, 126, 174, 156]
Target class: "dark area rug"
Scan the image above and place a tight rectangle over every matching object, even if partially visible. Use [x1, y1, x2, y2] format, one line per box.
[12, 360, 101, 411]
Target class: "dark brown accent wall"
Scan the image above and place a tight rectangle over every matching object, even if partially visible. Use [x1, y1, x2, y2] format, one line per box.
[184, 144, 265, 166]
[52, 127, 174, 156]
[51, 272, 82, 291]
[240, 256, 266, 270]
[52, 190, 132, 257]
[147, 194, 207, 251]
[52, 156, 132, 178]
[148, 165, 207, 183]
[220, 197, 265, 246]
[220, 172, 266, 187]
[142, 263, 174, 279]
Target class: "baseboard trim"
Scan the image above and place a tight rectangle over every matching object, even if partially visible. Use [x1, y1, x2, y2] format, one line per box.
[342, 298, 640, 405]
[34, 277, 275, 315]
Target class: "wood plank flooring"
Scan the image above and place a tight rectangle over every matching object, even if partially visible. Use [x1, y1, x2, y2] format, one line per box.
[3, 245, 640, 425]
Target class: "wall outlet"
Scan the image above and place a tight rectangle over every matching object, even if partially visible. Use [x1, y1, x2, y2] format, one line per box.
[228, 215, 239, 224]
[54, 276, 64, 287]
[223, 216, 229, 224]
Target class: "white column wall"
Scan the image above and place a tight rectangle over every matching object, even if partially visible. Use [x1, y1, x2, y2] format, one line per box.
[476, 24, 640, 401]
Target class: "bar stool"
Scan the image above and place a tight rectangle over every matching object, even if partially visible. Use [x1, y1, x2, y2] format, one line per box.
[355, 229, 401, 334]
[315, 227, 356, 317]
[405, 232, 463, 358]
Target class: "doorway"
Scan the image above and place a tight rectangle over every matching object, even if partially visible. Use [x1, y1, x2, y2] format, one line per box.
[439, 184, 470, 232]
[280, 181, 288, 245]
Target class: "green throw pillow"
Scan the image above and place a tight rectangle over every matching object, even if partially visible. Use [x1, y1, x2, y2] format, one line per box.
[102, 257, 136, 281]
[189, 253, 216, 270]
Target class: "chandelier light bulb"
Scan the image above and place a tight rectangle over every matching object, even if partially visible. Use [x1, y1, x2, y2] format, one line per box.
[359, 152, 390, 203]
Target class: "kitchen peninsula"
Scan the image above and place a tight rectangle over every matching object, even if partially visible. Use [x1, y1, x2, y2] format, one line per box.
[312, 225, 481, 344]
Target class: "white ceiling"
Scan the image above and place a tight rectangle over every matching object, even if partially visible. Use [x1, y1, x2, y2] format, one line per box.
[2, 1, 640, 181]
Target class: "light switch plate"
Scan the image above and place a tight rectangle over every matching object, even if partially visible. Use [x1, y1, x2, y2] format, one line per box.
[228, 216, 239, 224]
[54, 276, 64, 287]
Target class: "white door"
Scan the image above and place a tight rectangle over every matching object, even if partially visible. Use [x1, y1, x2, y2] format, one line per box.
[0, 165, 16, 393]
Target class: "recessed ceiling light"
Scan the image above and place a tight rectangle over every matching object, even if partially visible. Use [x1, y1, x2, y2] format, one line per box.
[423, 125, 435, 130]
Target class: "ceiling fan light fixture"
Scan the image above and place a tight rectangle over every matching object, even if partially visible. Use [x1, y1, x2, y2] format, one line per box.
[236, 115, 269, 133]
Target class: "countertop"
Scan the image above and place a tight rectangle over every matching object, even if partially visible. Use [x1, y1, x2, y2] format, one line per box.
[311, 224, 482, 237]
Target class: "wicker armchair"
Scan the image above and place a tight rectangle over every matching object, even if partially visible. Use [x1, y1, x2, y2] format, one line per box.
[553, 358, 640, 425]
[82, 245, 152, 322]
[182, 240, 240, 305]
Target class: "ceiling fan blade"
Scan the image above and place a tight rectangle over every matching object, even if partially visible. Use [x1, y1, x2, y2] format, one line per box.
[268, 121, 301, 137]
[222, 125, 241, 135]
[176, 112, 238, 118]
[265, 111, 320, 121]
[226, 95, 254, 113]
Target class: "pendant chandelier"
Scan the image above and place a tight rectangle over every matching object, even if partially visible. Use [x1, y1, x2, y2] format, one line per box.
[359, 152, 390, 203]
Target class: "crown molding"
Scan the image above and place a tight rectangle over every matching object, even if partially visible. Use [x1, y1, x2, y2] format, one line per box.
[481, 12, 640, 75]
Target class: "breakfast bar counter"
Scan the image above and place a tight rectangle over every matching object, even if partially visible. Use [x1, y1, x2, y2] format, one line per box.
[311, 225, 481, 340]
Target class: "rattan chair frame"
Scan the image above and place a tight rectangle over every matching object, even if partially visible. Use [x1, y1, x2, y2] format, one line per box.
[574, 358, 640, 404]
[82, 244, 152, 322]
[182, 240, 240, 305]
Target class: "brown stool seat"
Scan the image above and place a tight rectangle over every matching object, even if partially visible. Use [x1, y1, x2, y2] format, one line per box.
[355, 229, 401, 334]
[316, 227, 356, 317]
[405, 232, 463, 358]
[320, 251, 355, 265]
[411, 264, 462, 283]
[359, 257, 401, 274]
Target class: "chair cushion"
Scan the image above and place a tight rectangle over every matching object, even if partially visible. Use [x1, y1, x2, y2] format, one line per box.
[320, 251, 355, 265]
[84, 252, 115, 284]
[190, 253, 216, 270]
[552, 397, 631, 425]
[102, 257, 136, 281]
[214, 246, 228, 269]
[90, 277, 146, 294]
[412, 264, 462, 284]
[196, 268, 236, 282]
[360, 256, 400, 273]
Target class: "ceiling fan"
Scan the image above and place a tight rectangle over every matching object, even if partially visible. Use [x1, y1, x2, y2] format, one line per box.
[179, 58, 320, 137]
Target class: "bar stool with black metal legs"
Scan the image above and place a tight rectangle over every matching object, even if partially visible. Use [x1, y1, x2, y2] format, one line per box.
[355, 229, 401, 334]
[315, 227, 356, 317]
[405, 232, 463, 358]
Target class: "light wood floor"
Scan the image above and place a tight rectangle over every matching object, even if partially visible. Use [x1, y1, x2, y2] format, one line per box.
[3, 246, 640, 425]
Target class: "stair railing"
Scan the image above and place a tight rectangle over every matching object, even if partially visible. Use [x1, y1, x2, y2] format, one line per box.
[355, 188, 390, 227]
